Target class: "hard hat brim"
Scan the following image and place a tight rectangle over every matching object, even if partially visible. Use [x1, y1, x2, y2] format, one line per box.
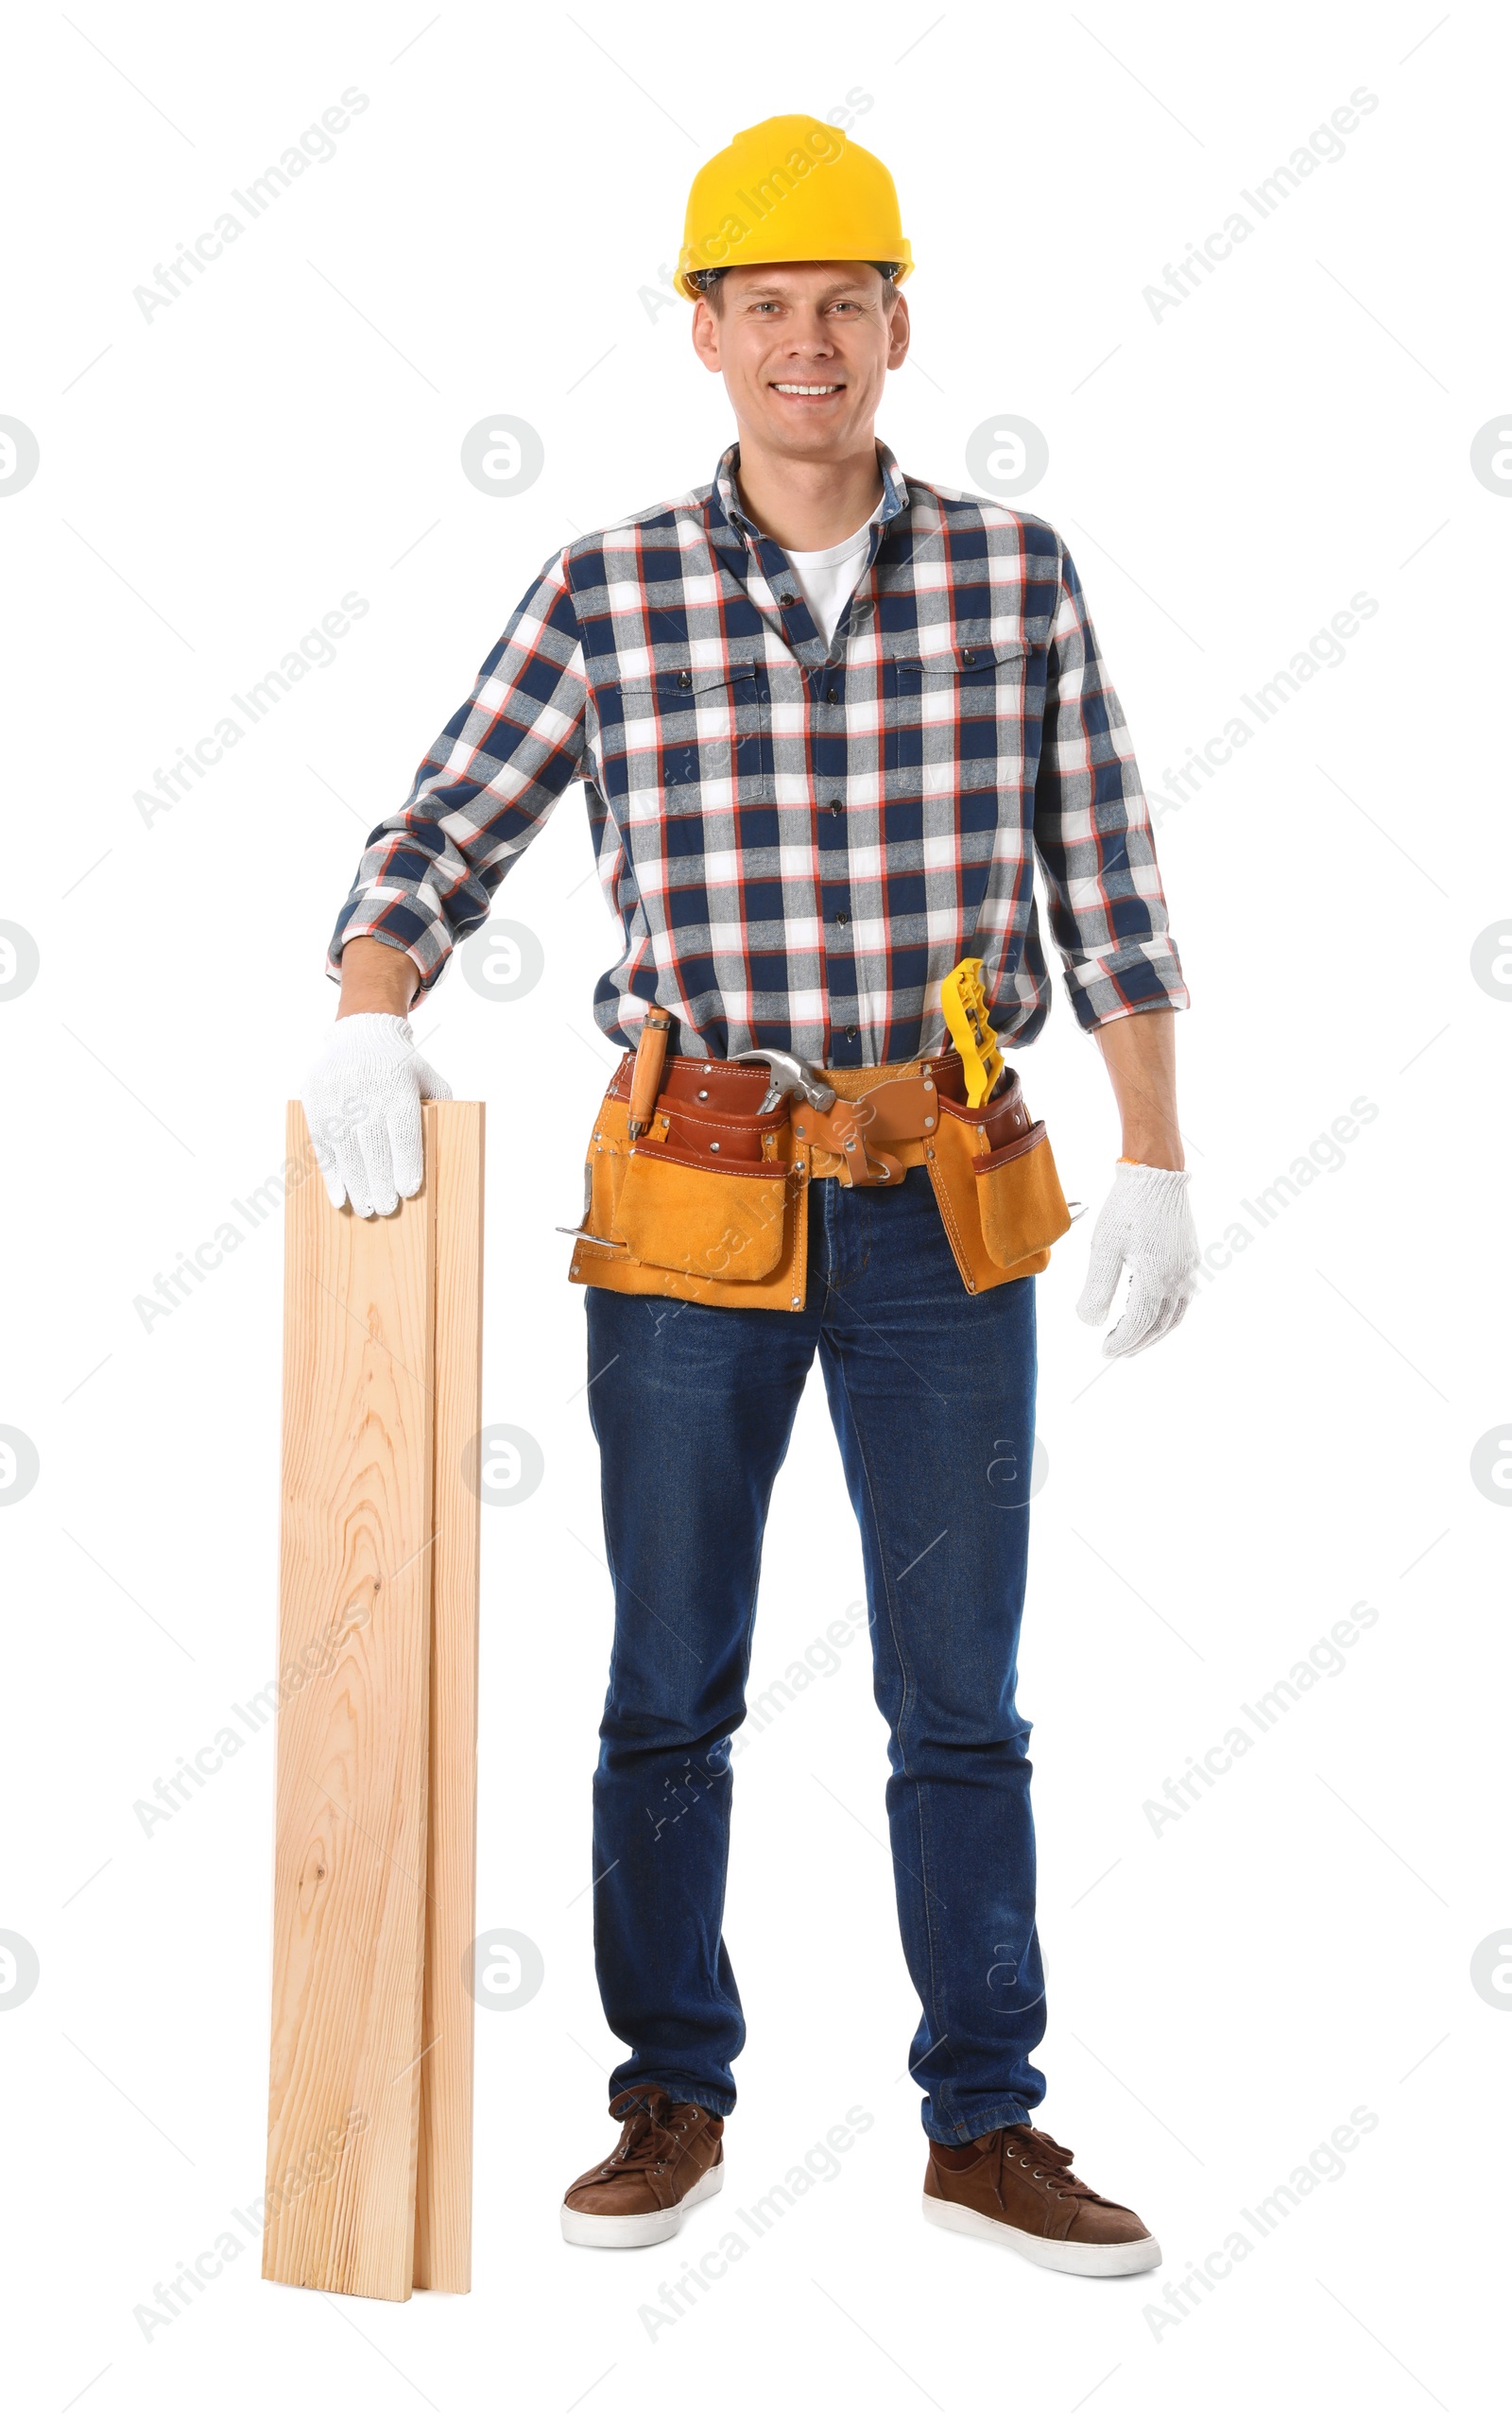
[675, 248, 914, 303]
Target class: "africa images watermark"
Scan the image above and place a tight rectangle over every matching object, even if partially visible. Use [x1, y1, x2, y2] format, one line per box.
[728, 1601, 869, 1759]
[131, 1600, 371, 1839]
[132, 2110, 368, 2341]
[132, 1133, 320, 1331]
[132, 90, 369, 322]
[1143, 2106, 1380, 2342]
[1143, 87, 1379, 322]
[637, 2105, 875, 2342]
[638, 98, 868, 322]
[678, 118, 844, 294]
[132, 591, 370, 829]
[1141, 1599, 1382, 1837]
[1146, 591, 1380, 836]
[1189, 1093, 1380, 1285]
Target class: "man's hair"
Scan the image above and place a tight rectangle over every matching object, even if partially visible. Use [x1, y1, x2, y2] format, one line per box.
[694, 262, 901, 313]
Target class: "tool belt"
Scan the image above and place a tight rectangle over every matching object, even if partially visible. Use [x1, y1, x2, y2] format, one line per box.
[564, 1045, 1072, 1313]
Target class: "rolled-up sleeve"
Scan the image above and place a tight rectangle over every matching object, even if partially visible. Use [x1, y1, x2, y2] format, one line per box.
[1030, 543, 1189, 1030]
[327, 549, 589, 994]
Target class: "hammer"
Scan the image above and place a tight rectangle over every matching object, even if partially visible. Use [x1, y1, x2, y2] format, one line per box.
[733, 1047, 837, 1116]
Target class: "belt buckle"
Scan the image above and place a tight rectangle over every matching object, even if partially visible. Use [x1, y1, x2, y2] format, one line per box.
[795, 1076, 920, 1187]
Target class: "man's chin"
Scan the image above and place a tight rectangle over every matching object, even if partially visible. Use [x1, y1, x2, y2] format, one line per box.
[744, 404, 868, 459]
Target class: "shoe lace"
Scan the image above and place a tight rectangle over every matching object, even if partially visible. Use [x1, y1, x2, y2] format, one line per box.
[1001, 2125, 1098, 2202]
[603, 2091, 697, 2177]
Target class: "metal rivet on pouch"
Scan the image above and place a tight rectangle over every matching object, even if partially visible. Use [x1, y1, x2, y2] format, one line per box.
[925, 1116, 935, 1127]
[793, 1162, 805, 1175]
[923, 1077, 935, 1092]
[572, 1265, 580, 1278]
[697, 1088, 709, 1100]
[791, 1296, 800, 1308]
[703, 1062, 713, 1073]
[710, 1140, 720, 1151]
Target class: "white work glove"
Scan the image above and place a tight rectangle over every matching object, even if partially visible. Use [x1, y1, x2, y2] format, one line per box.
[301, 1013, 452, 1218]
[1076, 1162, 1199, 1358]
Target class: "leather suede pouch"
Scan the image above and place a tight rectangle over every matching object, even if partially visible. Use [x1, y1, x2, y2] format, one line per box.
[615, 1142, 789, 1283]
[567, 1073, 808, 1311]
[924, 1073, 1072, 1294]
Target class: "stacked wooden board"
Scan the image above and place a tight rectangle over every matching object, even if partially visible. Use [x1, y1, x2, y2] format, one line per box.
[263, 1102, 484, 2300]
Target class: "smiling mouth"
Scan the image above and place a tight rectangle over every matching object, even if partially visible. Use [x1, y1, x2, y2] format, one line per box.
[770, 381, 845, 396]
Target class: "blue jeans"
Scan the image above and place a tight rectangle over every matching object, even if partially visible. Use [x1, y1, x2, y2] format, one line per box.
[583, 1164, 1046, 2143]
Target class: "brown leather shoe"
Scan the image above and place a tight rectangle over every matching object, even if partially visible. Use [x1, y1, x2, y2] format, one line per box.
[922, 2122, 1160, 2276]
[560, 2084, 725, 2248]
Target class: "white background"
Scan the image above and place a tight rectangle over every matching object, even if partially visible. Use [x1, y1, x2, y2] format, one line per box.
[2, 3, 1506, 2419]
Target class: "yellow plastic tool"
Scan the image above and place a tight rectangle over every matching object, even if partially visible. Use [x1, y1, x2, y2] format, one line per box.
[939, 955, 1004, 1108]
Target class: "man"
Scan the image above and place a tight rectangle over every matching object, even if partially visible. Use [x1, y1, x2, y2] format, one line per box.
[304, 115, 1198, 2279]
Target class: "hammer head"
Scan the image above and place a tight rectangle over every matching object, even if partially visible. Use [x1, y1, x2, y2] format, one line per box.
[732, 1046, 837, 1112]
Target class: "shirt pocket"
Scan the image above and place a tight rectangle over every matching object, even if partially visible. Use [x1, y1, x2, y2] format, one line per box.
[886, 636, 1028, 695]
[883, 637, 1028, 784]
[613, 662, 772, 813]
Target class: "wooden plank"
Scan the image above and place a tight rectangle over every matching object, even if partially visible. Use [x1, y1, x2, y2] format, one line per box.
[263, 1104, 436, 2302]
[413, 1101, 485, 2292]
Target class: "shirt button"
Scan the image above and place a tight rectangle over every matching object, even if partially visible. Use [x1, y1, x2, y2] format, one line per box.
[826, 685, 838, 704]
[833, 910, 850, 926]
[828, 798, 842, 814]
[846, 1025, 858, 1041]
[781, 592, 798, 608]
[677, 670, 692, 688]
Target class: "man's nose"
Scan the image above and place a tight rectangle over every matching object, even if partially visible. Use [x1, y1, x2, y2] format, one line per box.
[780, 323, 837, 354]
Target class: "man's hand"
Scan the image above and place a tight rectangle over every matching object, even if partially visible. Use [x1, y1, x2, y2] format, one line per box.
[302, 938, 451, 1216]
[302, 1013, 453, 1216]
[1078, 1007, 1195, 1356]
[1076, 1162, 1199, 1356]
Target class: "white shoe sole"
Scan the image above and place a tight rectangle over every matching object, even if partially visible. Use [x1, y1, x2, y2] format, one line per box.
[922, 2190, 1161, 2277]
[561, 2158, 724, 2248]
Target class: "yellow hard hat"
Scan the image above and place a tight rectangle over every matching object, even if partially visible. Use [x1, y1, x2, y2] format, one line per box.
[676, 113, 914, 301]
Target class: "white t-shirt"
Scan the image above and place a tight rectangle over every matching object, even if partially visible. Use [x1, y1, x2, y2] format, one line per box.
[782, 513, 876, 649]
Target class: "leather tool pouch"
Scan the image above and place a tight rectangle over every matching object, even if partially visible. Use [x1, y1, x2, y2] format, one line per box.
[616, 1139, 790, 1285]
[566, 1050, 1071, 1311]
[565, 1058, 807, 1312]
[923, 1067, 1073, 1294]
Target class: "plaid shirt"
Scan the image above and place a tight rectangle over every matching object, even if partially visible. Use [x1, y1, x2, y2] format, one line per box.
[329, 440, 1188, 1067]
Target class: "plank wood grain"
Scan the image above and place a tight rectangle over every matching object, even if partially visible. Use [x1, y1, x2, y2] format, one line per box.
[263, 1104, 437, 2301]
[413, 1101, 484, 2292]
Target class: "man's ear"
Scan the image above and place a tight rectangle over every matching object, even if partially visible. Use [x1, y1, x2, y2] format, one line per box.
[690, 297, 722, 374]
[886, 293, 911, 371]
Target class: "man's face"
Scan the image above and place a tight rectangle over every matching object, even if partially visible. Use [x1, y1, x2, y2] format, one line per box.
[691, 262, 910, 459]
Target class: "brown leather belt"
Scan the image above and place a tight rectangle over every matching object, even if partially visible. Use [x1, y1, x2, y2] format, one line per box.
[606, 1043, 1033, 1188]
[572, 1042, 1068, 1310]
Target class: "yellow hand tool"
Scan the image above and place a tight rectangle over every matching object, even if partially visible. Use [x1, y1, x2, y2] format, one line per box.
[939, 955, 1004, 1108]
